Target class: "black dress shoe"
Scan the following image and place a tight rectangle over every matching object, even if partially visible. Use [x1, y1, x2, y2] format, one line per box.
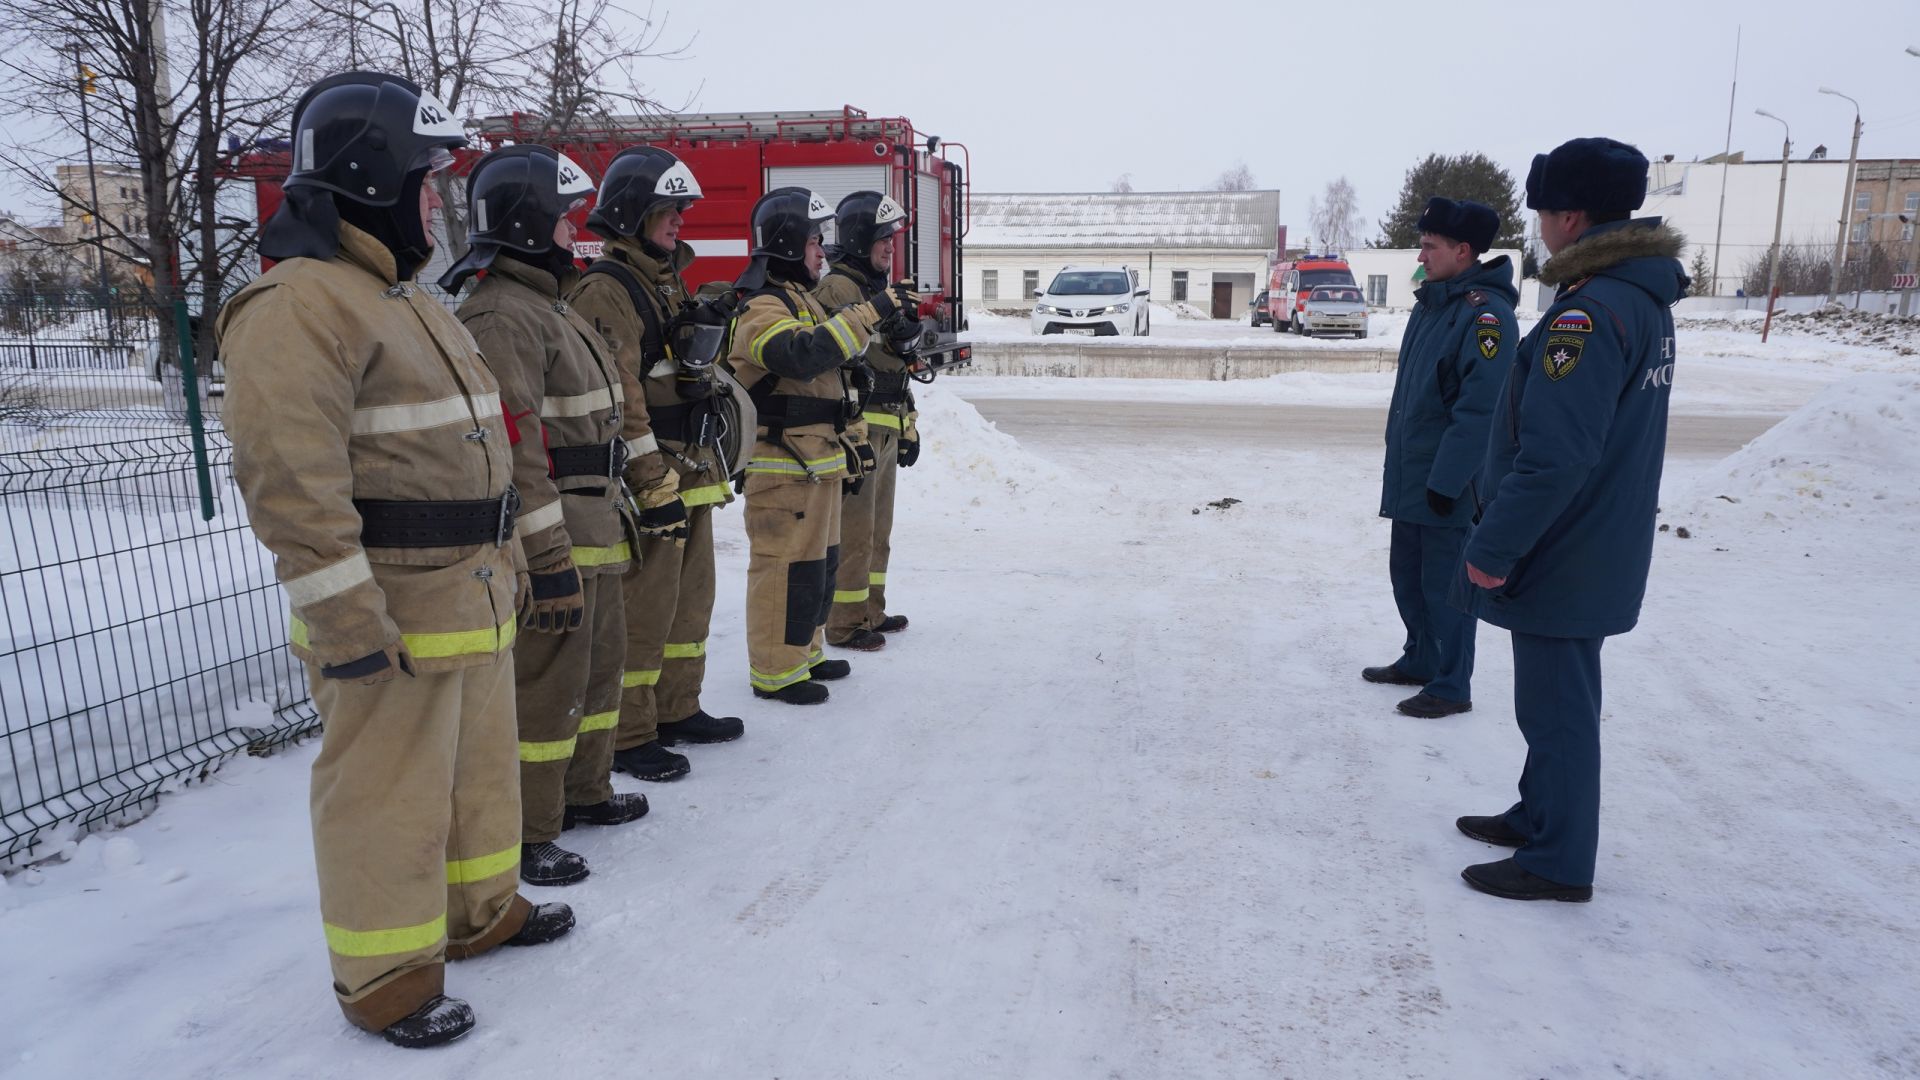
[562, 792, 650, 829]
[754, 681, 829, 704]
[380, 995, 475, 1049]
[1397, 692, 1472, 718]
[1362, 664, 1424, 686]
[1456, 814, 1526, 848]
[1461, 858, 1592, 902]
[611, 740, 690, 782]
[809, 658, 851, 681]
[875, 614, 909, 634]
[658, 709, 745, 745]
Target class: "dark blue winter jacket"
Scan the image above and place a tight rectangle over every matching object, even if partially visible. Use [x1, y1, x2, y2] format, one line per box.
[1380, 256, 1518, 527]
[1455, 218, 1689, 639]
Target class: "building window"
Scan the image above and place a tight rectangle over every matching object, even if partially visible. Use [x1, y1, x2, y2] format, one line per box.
[1367, 275, 1388, 306]
[1854, 191, 1872, 214]
[1906, 192, 1920, 214]
[1171, 271, 1189, 302]
[1852, 221, 1870, 243]
[1903, 223, 1916, 243]
[982, 269, 997, 301]
[1022, 270, 1038, 300]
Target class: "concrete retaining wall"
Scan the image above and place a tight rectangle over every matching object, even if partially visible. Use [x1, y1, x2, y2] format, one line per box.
[952, 341, 1398, 380]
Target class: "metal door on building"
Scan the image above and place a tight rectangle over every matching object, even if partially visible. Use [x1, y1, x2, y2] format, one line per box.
[1211, 281, 1234, 319]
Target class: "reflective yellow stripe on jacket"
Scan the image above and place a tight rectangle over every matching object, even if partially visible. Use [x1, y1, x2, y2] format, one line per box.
[680, 482, 732, 507]
[862, 410, 904, 431]
[290, 614, 518, 661]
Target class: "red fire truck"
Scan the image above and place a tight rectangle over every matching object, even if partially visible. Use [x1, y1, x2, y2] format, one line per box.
[1265, 254, 1357, 333]
[226, 105, 971, 329]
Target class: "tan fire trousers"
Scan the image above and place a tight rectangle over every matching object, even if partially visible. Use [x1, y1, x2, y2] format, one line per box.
[514, 569, 623, 843]
[616, 506, 717, 750]
[307, 654, 532, 1032]
[745, 477, 843, 693]
[828, 424, 900, 640]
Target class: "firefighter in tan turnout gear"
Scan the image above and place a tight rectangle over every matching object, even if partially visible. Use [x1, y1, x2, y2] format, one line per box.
[725, 187, 921, 704]
[440, 144, 651, 888]
[568, 147, 746, 781]
[217, 71, 572, 1050]
[816, 191, 922, 651]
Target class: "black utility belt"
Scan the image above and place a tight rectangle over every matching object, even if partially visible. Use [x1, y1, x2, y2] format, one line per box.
[757, 394, 854, 432]
[549, 437, 629, 479]
[355, 488, 520, 548]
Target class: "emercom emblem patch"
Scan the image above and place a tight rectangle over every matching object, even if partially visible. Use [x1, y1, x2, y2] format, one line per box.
[1543, 335, 1585, 381]
[1477, 326, 1501, 359]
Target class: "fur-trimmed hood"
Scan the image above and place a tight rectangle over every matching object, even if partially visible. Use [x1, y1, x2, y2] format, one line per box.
[1539, 217, 1690, 305]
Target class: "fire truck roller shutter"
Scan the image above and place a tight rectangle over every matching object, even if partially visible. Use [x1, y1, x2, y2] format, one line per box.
[765, 165, 889, 251]
[915, 172, 941, 292]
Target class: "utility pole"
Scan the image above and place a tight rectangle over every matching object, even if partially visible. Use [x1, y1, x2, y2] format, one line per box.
[1820, 87, 1864, 305]
[1756, 109, 1791, 343]
[1711, 26, 1740, 297]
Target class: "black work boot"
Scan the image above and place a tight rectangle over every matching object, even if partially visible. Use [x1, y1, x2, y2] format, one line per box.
[563, 792, 650, 830]
[875, 614, 909, 634]
[810, 658, 851, 681]
[754, 681, 829, 705]
[504, 901, 576, 947]
[1461, 858, 1593, 902]
[611, 740, 690, 782]
[1362, 664, 1424, 686]
[1456, 814, 1527, 848]
[658, 709, 745, 745]
[1397, 692, 1472, 718]
[829, 628, 887, 652]
[520, 841, 589, 887]
[380, 995, 475, 1049]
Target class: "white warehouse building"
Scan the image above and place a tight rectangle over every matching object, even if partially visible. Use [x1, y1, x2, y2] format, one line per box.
[964, 190, 1281, 318]
[1637, 155, 1851, 295]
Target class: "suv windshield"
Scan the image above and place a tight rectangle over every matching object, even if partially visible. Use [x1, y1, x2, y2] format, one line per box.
[1300, 269, 1355, 288]
[1047, 271, 1130, 296]
[1311, 287, 1363, 303]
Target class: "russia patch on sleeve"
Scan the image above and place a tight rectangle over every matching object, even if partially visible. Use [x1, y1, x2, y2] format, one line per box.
[1549, 309, 1593, 334]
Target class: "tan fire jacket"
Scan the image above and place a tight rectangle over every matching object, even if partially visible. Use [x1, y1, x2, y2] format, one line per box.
[218, 223, 522, 674]
[724, 277, 881, 493]
[814, 259, 914, 433]
[568, 236, 734, 511]
[458, 256, 633, 579]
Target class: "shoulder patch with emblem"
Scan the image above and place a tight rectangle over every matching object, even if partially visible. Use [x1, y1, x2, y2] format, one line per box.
[1549, 309, 1593, 334]
[1543, 335, 1584, 381]
[1476, 312, 1501, 326]
[1476, 321, 1502, 359]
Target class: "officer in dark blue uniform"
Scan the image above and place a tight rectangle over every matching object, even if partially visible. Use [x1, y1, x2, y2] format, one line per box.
[1367, 197, 1516, 719]
[1452, 137, 1688, 902]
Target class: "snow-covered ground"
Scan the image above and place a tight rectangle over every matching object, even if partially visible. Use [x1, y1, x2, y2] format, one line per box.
[2, 334, 1917, 1078]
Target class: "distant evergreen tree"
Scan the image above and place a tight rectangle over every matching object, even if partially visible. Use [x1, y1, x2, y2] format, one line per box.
[1377, 153, 1524, 253]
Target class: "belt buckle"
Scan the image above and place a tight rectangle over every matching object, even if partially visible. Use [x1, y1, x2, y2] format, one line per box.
[496, 485, 522, 546]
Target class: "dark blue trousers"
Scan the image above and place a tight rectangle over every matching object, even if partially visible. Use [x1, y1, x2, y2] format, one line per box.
[1500, 631, 1605, 887]
[1389, 520, 1476, 702]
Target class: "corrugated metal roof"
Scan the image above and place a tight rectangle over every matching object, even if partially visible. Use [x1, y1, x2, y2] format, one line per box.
[967, 190, 1282, 249]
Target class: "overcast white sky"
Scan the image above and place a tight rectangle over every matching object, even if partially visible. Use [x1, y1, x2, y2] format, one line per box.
[640, 0, 1920, 237]
[5, 0, 1918, 237]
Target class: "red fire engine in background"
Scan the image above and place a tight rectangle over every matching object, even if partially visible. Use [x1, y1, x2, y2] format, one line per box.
[225, 105, 971, 330]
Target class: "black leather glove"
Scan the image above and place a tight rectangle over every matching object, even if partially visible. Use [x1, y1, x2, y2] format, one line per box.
[854, 439, 877, 474]
[1426, 488, 1456, 517]
[320, 642, 415, 685]
[636, 495, 690, 541]
[524, 560, 586, 633]
[899, 434, 920, 468]
[868, 288, 898, 321]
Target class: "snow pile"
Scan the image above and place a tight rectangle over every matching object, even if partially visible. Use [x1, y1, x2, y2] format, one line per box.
[1674, 373, 1920, 533]
[1679, 305, 1920, 353]
[900, 381, 1088, 511]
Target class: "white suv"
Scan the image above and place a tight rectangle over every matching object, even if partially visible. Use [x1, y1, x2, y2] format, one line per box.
[1031, 266, 1150, 337]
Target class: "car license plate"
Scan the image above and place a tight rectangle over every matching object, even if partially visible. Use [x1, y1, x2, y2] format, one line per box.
[1064, 327, 1096, 336]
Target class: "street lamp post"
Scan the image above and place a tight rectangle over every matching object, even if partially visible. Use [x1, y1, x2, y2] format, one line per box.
[1756, 108, 1791, 342]
[1819, 87, 1863, 305]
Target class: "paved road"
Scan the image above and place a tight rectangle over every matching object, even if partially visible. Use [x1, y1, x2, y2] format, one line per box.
[966, 397, 1779, 458]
